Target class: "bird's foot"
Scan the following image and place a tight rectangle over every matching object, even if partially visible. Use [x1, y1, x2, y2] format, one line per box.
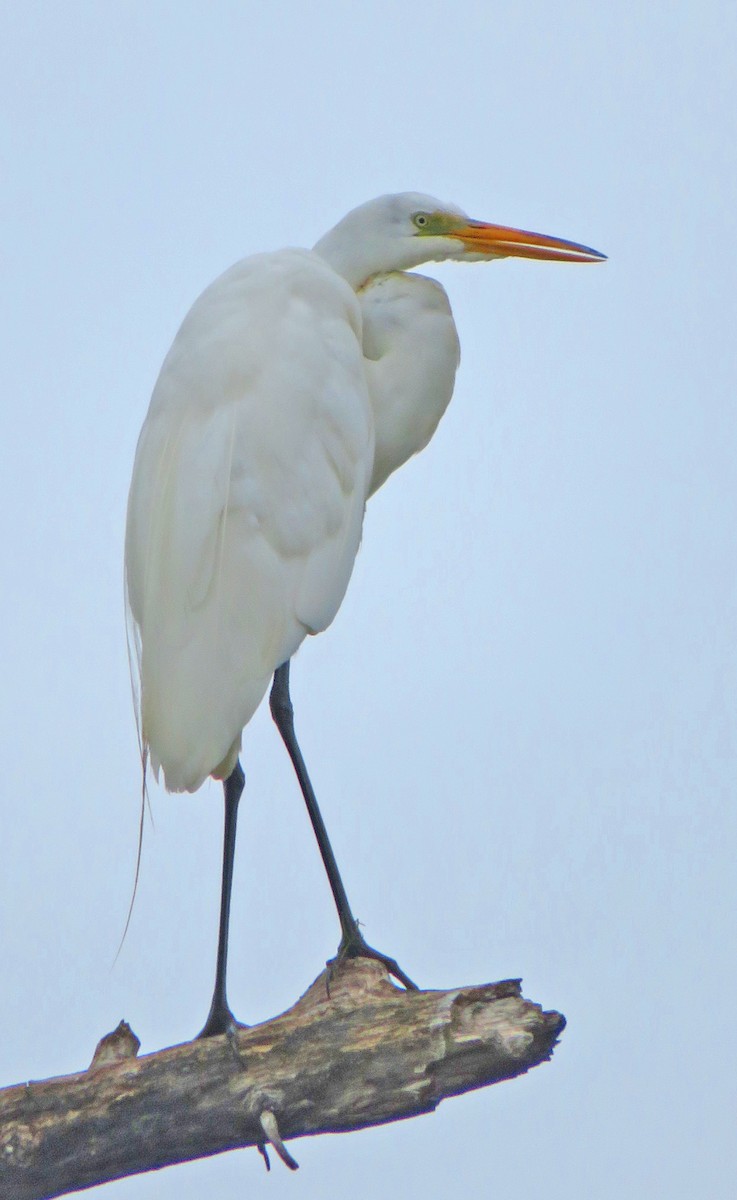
[197, 998, 247, 1041]
[329, 922, 418, 991]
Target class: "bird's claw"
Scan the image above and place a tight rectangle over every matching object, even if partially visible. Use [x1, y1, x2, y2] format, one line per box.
[329, 926, 419, 991]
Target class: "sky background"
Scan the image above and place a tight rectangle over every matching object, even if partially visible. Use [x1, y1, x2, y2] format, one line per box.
[2, 2, 736, 1197]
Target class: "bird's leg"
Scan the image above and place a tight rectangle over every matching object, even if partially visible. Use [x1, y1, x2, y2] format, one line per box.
[269, 662, 417, 991]
[198, 761, 246, 1038]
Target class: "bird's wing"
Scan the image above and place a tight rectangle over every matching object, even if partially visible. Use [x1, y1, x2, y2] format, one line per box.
[125, 250, 374, 792]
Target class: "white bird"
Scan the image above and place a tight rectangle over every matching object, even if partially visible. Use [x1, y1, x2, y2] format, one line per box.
[125, 192, 605, 1035]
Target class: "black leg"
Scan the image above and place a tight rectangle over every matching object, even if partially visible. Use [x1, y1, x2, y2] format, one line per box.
[198, 761, 245, 1038]
[269, 661, 417, 990]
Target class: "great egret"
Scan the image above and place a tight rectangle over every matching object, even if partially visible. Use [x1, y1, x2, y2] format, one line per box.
[125, 192, 605, 1036]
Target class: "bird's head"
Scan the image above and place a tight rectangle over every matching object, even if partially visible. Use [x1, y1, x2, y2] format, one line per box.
[314, 191, 606, 288]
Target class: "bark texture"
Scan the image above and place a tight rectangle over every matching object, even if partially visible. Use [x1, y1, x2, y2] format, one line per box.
[0, 960, 565, 1199]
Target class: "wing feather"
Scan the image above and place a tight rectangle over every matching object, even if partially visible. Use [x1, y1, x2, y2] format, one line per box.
[125, 250, 374, 792]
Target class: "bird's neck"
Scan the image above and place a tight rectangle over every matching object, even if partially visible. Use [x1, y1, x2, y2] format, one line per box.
[313, 226, 421, 291]
[359, 273, 460, 495]
[312, 232, 375, 289]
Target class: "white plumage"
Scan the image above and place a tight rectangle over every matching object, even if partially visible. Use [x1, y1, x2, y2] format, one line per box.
[126, 250, 375, 789]
[125, 192, 604, 794]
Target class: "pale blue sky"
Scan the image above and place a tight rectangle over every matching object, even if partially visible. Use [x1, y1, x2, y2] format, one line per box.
[2, 3, 736, 1197]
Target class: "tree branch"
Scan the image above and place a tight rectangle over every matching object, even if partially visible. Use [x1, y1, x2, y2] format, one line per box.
[0, 959, 565, 1198]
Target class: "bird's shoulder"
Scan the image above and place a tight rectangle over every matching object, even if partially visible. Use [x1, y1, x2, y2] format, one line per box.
[144, 249, 364, 424]
[184, 247, 361, 341]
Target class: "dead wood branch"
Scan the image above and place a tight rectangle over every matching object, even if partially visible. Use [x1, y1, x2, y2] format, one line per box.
[0, 960, 565, 1198]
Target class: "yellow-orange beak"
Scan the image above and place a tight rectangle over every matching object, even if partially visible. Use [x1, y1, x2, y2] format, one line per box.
[450, 220, 606, 263]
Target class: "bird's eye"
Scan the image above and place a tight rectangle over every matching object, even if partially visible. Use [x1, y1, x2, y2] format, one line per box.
[412, 212, 430, 229]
